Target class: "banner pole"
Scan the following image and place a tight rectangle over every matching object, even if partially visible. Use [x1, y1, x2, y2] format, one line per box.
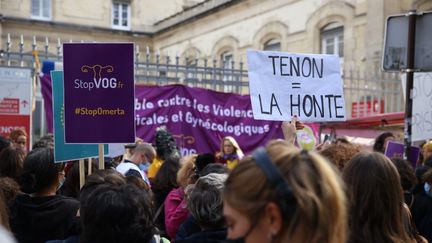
[98, 144, 105, 170]
[88, 157, 92, 175]
[79, 159, 85, 189]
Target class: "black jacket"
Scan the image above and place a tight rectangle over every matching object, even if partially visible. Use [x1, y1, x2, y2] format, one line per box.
[175, 216, 201, 240]
[9, 194, 80, 243]
[174, 228, 227, 243]
[411, 185, 432, 242]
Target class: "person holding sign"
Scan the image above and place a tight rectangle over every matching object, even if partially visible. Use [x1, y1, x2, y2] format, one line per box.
[373, 132, 395, 154]
[216, 136, 244, 170]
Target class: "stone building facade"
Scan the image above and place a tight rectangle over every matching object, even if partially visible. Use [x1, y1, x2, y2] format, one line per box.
[1, 0, 431, 73]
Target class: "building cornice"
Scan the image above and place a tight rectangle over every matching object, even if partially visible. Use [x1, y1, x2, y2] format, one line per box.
[153, 0, 242, 34]
[1, 1, 243, 37]
[1, 16, 153, 37]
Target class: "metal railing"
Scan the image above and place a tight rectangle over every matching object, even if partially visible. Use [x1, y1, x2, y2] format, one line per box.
[136, 50, 248, 94]
[343, 69, 403, 118]
[0, 35, 248, 94]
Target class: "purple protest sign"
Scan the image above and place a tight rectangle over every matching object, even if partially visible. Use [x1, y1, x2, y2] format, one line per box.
[63, 43, 135, 143]
[384, 141, 420, 168]
[135, 84, 285, 155]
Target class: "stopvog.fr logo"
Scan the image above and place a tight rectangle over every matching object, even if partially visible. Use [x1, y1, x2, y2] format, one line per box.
[74, 64, 124, 91]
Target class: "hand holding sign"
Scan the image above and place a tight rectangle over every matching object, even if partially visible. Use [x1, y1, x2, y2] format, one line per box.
[282, 120, 296, 144]
[247, 50, 346, 122]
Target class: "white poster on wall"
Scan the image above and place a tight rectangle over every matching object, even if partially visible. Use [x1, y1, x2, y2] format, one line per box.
[401, 72, 432, 142]
[247, 50, 346, 122]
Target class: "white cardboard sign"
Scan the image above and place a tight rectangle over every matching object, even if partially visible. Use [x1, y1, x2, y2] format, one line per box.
[401, 72, 432, 142]
[247, 50, 346, 122]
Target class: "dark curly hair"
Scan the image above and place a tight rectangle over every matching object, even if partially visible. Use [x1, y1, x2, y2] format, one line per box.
[155, 126, 179, 160]
[319, 143, 361, 170]
[373, 132, 394, 153]
[0, 177, 20, 202]
[32, 134, 54, 150]
[80, 184, 155, 243]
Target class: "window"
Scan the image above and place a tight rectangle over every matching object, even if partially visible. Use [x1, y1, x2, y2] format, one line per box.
[321, 23, 344, 57]
[263, 39, 281, 51]
[185, 56, 197, 80]
[31, 0, 51, 20]
[220, 51, 234, 92]
[112, 2, 131, 30]
[221, 51, 233, 70]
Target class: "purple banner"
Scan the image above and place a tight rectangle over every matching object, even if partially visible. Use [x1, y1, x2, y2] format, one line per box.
[40, 73, 53, 133]
[135, 84, 284, 155]
[384, 141, 420, 168]
[63, 43, 135, 143]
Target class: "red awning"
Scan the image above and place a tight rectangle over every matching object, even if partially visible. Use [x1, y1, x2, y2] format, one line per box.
[321, 112, 404, 129]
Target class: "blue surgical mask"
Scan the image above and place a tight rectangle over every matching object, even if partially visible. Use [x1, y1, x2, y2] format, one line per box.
[139, 162, 150, 172]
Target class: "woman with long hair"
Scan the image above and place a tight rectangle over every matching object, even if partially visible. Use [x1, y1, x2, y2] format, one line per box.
[343, 152, 416, 243]
[8, 129, 27, 152]
[223, 140, 346, 243]
[216, 136, 244, 170]
[152, 155, 181, 235]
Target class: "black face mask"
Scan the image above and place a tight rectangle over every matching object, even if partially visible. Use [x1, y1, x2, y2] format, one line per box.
[225, 217, 258, 243]
[226, 238, 246, 243]
[225, 237, 246, 243]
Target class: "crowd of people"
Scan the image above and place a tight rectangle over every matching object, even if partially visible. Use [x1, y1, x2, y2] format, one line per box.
[0, 124, 432, 243]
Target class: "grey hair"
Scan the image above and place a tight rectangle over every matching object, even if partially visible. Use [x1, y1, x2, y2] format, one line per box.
[198, 173, 228, 189]
[133, 143, 156, 159]
[187, 173, 228, 229]
[134, 143, 152, 153]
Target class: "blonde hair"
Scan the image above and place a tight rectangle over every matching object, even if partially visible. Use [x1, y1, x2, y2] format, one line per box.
[224, 140, 347, 243]
[423, 141, 432, 152]
[177, 154, 197, 188]
[220, 136, 244, 158]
